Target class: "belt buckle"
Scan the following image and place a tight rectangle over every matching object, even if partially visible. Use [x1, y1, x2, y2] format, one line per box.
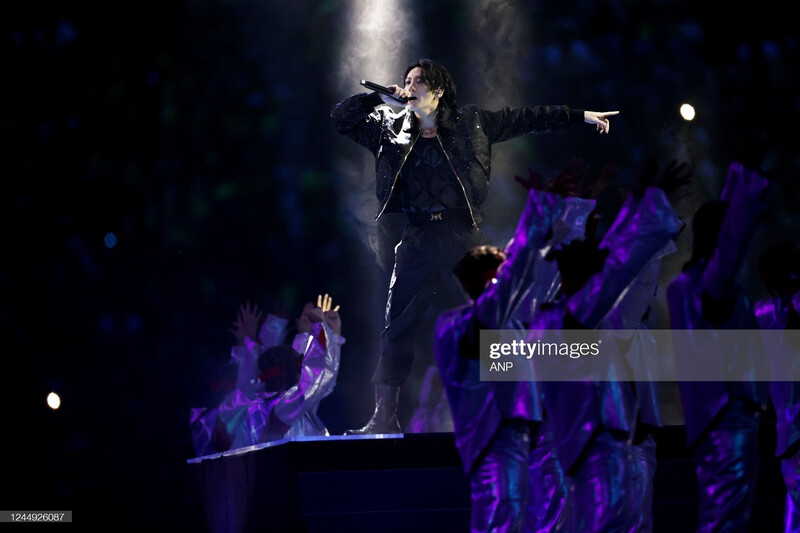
[430, 212, 443, 222]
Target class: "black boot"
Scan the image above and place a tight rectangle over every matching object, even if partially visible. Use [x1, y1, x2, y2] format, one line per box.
[344, 384, 402, 435]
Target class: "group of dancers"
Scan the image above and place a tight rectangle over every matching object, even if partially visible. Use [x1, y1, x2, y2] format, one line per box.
[190, 56, 798, 532]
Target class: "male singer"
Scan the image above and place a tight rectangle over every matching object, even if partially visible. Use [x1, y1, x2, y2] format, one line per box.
[331, 57, 618, 434]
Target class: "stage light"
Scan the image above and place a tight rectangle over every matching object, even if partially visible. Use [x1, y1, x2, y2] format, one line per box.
[47, 392, 61, 410]
[680, 103, 695, 121]
[338, 0, 412, 92]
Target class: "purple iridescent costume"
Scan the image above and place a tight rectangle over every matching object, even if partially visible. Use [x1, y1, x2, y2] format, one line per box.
[434, 187, 572, 532]
[532, 186, 683, 532]
[755, 293, 800, 533]
[190, 320, 344, 457]
[667, 161, 770, 532]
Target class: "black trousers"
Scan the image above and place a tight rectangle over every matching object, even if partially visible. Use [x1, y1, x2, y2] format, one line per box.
[372, 217, 487, 387]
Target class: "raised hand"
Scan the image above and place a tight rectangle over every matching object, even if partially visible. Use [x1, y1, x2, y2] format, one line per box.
[229, 301, 263, 346]
[317, 293, 340, 313]
[513, 168, 548, 192]
[309, 293, 341, 326]
[632, 155, 660, 198]
[655, 159, 694, 205]
[549, 157, 589, 198]
[583, 162, 620, 199]
[324, 309, 342, 335]
[295, 302, 315, 334]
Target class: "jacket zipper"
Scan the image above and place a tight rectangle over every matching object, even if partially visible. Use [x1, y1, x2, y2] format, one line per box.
[375, 132, 420, 221]
[435, 134, 478, 228]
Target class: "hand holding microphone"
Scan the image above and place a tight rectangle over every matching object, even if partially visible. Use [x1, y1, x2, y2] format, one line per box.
[360, 80, 417, 103]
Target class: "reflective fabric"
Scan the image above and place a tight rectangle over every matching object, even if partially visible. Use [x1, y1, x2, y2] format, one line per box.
[469, 420, 531, 533]
[668, 161, 770, 445]
[435, 188, 565, 472]
[535, 186, 682, 473]
[565, 431, 638, 532]
[569, 186, 684, 327]
[526, 423, 568, 533]
[755, 297, 800, 457]
[782, 450, 800, 533]
[693, 399, 760, 533]
[434, 188, 570, 531]
[514, 196, 596, 326]
[602, 239, 676, 331]
[190, 407, 218, 458]
[630, 435, 658, 532]
[668, 267, 766, 443]
[275, 323, 343, 427]
[190, 323, 344, 456]
[754, 295, 800, 533]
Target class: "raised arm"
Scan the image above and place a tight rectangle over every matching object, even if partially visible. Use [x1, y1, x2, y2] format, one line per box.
[330, 92, 389, 154]
[701, 161, 770, 306]
[473, 187, 566, 330]
[568, 186, 684, 329]
[229, 301, 266, 395]
[274, 297, 346, 426]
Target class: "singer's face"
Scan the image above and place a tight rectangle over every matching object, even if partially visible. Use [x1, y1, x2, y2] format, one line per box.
[403, 67, 438, 111]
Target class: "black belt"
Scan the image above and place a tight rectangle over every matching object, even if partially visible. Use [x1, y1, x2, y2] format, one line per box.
[406, 208, 472, 227]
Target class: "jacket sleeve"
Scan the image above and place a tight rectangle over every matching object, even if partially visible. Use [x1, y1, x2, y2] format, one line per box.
[330, 92, 387, 154]
[568, 187, 684, 328]
[474, 188, 565, 329]
[274, 322, 345, 426]
[701, 161, 770, 302]
[478, 105, 582, 144]
[600, 239, 677, 331]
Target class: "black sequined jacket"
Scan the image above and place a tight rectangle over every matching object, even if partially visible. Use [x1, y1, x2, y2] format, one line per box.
[331, 91, 583, 227]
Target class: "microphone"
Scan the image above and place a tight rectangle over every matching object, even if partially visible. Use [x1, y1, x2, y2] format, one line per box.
[360, 80, 417, 103]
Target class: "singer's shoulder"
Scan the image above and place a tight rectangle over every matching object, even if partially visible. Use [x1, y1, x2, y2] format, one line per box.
[376, 104, 409, 121]
[456, 103, 481, 113]
[453, 104, 485, 122]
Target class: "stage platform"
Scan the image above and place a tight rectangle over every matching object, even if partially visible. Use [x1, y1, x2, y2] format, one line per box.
[186, 424, 785, 533]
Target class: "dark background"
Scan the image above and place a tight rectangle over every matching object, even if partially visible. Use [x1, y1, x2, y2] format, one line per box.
[3, 0, 799, 530]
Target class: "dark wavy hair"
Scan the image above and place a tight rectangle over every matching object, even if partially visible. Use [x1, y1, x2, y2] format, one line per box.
[403, 58, 457, 111]
[683, 200, 729, 272]
[453, 245, 507, 299]
[258, 344, 302, 392]
[545, 237, 609, 297]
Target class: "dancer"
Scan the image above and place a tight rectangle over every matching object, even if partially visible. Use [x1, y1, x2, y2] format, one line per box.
[530, 164, 686, 532]
[666, 159, 772, 532]
[190, 295, 344, 456]
[331, 57, 619, 434]
[434, 182, 572, 532]
[435, 158, 686, 532]
[755, 241, 800, 533]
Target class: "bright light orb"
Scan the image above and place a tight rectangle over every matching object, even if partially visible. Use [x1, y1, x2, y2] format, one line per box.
[47, 392, 61, 410]
[680, 103, 696, 121]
